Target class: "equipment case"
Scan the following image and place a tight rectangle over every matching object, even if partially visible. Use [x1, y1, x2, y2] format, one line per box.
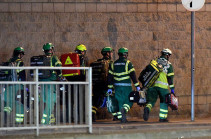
[30, 55, 52, 79]
[60, 53, 80, 77]
[90, 60, 109, 86]
[166, 93, 178, 110]
[138, 60, 163, 89]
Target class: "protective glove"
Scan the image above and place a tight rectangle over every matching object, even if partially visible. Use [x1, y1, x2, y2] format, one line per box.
[136, 86, 141, 92]
[100, 97, 107, 108]
[106, 89, 113, 96]
[171, 88, 175, 95]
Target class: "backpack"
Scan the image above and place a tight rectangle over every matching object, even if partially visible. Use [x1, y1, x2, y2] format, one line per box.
[90, 59, 110, 86]
[0, 61, 18, 81]
[60, 53, 80, 77]
[138, 59, 163, 89]
[30, 55, 52, 79]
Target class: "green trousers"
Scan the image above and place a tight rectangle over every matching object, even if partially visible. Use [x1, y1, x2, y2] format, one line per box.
[1, 84, 24, 123]
[146, 87, 169, 119]
[112, 86, 133, 119]
[40, 84, 56, 124]
[41, 84, 56, 124]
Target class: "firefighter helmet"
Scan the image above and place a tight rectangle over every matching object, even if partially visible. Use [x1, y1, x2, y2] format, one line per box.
[101, 47, 113, 55]
[75, 44, 87, 51]
[118, 47, 128, 56]
[161, 48, 172, 56]
[13, 47, 25, 56]
[75, 44, 87, 55]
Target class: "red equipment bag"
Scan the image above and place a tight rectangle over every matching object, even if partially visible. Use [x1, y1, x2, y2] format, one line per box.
[166, 93, 178, 110]
[61, 53, 80, 77]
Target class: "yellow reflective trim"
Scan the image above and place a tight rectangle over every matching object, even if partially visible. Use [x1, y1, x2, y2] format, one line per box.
[169, 85, 174, 88]
[108, 85, 113, 88]
[146, 104, 152, 110]
[123, 104, 130, 110]
[118, 115, 122, 119]
[50, 118, 55, 123]
[55, 61, 62, 66]
[112, 68, 135, 76]
[92, 110, 97, 114]
[92, 106, 98, 110]
[4, 107, 12, 112]
[114, 76, 130, 81]
[41, 119, 46, 124]
[134, 82, 139, 86]
[112, 112, 117, 116]
[125, 60, 130, 72]
[117, 112, 121, 115]
[16, 61, 21, 73]
[160, 109, 168, 113]
[63, 73, 79, 76]
[16, 114, 24, 117]
[16, 118, 23, 122]
[51, 56, 53, 67]
[43, 114, 47, 117]
[113, 72, 128, 76]
[167, 73, 174, 76]
[150, 62, 159, 72]
[128, 68, 135, 73]
[123, 104, 130, 112]
[159, 113, 167, 118]
[109, 70, 113, 74]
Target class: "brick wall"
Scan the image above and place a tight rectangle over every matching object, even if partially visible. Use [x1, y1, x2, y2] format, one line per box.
[0, 0, 211, 120]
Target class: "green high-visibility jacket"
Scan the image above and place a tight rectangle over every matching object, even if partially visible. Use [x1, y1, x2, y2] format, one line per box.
[154, 56, 174, 89]
[108, 57, 139, 88]
[7, 56, 26, 81]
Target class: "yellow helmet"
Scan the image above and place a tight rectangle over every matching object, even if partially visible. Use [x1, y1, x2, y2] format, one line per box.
[75, 44, 87, 51]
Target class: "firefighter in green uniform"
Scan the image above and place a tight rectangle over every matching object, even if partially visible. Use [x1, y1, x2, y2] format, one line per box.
[40, 43, 62, 124]
[107, 47, 140, 123]
[92, 47, 113, 122]
[143, 48, 175, 122]
[2, 47, 26, 124]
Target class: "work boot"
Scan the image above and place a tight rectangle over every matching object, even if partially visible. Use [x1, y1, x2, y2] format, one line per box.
[159, 119, 168, 122]
[121, 108, 127, 123]
[113, 115, 119, 121]
[92, 113, 96, 122]
[143, 107, 149, 121]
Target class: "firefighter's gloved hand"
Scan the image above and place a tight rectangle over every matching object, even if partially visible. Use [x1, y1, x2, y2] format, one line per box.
[136, 86, 140, 91]
[107, 89, 113, 96]
[101, 97, 107, 108]
[171, 88, 175, 94]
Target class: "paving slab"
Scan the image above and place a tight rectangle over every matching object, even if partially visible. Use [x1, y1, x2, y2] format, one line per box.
[1, 117, 211, 139]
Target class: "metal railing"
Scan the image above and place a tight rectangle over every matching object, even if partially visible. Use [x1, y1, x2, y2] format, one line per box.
[0, 66, 92, 136]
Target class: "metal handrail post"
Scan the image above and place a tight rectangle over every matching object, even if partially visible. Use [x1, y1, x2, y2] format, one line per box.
[191, 11, 195, 122]
[35, 68, 39, 136]
[88, 68, 92, 133]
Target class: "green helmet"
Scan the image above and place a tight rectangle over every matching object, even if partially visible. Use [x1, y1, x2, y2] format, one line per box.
[13, 47, 25, 56]
[75, 44, 87, 51]
[118, 47, 128, 56]
[43, 43, 54, 51]
[101, 47, 113, 55]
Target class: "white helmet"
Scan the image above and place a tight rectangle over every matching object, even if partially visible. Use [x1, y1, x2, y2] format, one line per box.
[161, 48, 172, 55]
